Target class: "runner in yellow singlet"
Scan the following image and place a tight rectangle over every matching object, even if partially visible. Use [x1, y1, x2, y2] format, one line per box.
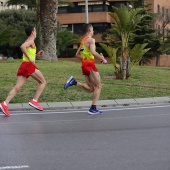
[0, 26, 46, 116]
[64, 24, 107, 115]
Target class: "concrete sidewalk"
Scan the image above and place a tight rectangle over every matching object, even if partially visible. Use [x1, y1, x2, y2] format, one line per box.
[7, 96, 170, 111]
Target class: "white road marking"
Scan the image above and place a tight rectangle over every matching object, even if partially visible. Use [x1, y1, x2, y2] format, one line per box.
[0, 109, 170, 126]
[0, 165, 29, 169]
[1, 104, 170, 116]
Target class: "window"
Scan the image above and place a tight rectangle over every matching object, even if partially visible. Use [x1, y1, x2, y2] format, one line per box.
[157, 5, 160, 13]
[58, 7, 67, 14]
[93, 23, 110, 34]
[93, 5, 103, 12]
[73, 24, 83, 34]
[162, 7, 165, 17]
[82, 5, 92, 13]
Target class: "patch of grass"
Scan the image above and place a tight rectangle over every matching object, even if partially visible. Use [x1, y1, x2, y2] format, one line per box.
[0, 59, 170, 103]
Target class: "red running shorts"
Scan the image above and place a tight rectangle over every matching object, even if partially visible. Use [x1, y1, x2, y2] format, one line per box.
[17, 62, 38, 78]
[82, 60, 98, 76]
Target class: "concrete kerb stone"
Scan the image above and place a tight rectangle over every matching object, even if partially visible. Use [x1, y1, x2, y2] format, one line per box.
[47, 102, 73, 109]
[134, 98, 156, 104]
[71, 101, 92, 108]
[8, 103, 23, 110]
[6, 97, 170, 111]
[114, 99, 138, 106]
[97, 100, 117, 107]
[152, 96, 170, 103]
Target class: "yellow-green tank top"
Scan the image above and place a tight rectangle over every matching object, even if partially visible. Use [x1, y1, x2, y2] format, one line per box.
[22, 44, 36, 62]
[80, 36, 94, 61]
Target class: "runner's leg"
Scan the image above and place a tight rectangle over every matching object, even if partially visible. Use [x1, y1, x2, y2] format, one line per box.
[5, 76, 27, 104]
[30, 69, 46, 101]
[89, 70, 102, 105]
[76, 75, 94, 92]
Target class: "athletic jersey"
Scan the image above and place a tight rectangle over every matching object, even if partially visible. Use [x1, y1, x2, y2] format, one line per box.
[80, 36, 94, 62]
[80, 36, 98, 75]
[22, 44, 36, 62]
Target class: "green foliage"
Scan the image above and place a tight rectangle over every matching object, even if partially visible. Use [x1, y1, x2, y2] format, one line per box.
[99, 43, 122, 79]
[7, 0, 37, 9]
[104, 4, 147, 79]
[0, 9, 36, 58]
[99, 43, 118, 67]
[0, 9, 36, 26]
[57, 24, 79, 57]
[130, 43, 151, 67]
[109, 5, 144, 37]
[99, 42, 151, 79]
[131, 0, 161, 61]
[159, 29, 170, 54]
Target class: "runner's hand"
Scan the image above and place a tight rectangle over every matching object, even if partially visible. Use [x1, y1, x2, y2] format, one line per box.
[101, 58, 107, 64]
[36, 50, 44, 57]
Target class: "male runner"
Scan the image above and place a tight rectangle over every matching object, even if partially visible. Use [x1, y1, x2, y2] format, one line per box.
[0, 26, 46, 116]
[64, 24, 107, 115]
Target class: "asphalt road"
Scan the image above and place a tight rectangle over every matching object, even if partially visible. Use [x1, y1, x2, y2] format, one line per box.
[0, 104, 170, 170]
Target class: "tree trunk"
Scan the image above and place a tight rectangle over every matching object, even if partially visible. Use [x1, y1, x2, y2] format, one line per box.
[126, 56, 131, 79]
[40, 0, 58, 60]
[123, 60, 127, 80]
[122, 51, 127, 80]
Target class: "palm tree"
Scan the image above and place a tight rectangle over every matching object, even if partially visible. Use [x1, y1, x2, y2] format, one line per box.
[39, 0, 57, 60]
[107, 4, 145, 79]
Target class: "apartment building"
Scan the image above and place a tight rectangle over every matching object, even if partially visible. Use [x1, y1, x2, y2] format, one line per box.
[57, 0, 134, 42]
[57, 0, 170, 42]
[147, 0, 170, 32]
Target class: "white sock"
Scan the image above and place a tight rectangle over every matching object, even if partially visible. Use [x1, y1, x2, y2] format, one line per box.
[4, 101, 7, 106]
[33, 98, 37, 102]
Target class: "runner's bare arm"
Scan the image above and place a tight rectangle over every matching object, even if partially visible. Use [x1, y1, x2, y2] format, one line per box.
[75, 47, 82, 61]
[89, 38, 107, 63]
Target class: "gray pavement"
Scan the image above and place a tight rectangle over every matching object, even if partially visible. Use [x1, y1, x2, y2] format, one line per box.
[1, 102, 170, 170]
[7, 96, 170, 111]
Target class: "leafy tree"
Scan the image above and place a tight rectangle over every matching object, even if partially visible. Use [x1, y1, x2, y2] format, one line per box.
[101, 4, 148, 79]
[57, 24, 79, 57]
[0, 10, 36, 58]
[100, 43, 150, 79]
[134, 0, 145, 8]
[132, 0, 161, 65]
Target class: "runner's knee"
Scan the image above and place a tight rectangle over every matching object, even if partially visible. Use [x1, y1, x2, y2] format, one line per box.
[88, 86, 94, 92]
[14, 86, 22, 93]
[96, 83, 102, 89]
[41, 79, 47, 86]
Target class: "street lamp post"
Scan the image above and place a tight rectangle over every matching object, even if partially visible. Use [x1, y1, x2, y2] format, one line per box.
[85, 0, 89, 23]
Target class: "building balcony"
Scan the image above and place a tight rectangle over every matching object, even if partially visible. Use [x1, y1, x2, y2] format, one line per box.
[57, 12, 115, 24]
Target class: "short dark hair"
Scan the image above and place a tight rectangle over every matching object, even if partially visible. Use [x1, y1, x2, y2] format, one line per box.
[80, 23, 92, 35]
[25, 26, 35, 36]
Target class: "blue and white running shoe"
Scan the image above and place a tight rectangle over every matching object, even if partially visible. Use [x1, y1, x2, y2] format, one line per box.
[64, 76, 76, 90]
[88, 108, 103, 115]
